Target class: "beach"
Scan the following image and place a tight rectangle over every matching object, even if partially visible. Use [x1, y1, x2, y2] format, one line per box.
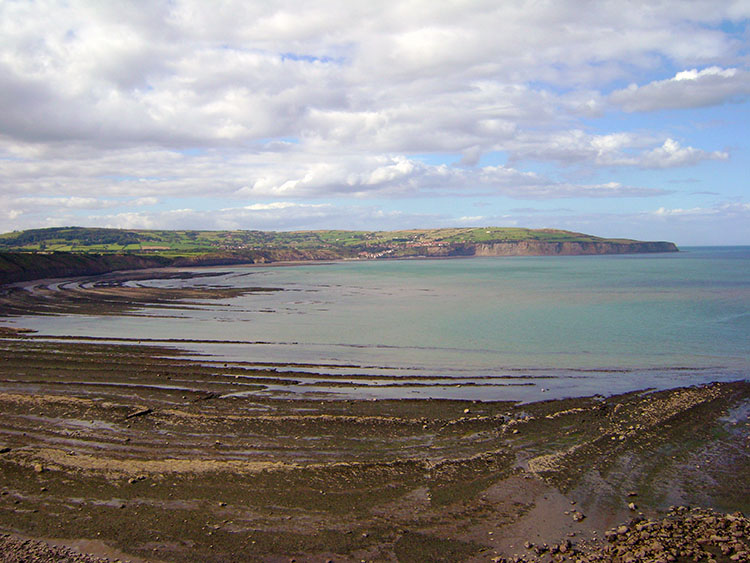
[0, 255, 748, 562]
[2, 1, 748, 558]
[0, 331, 748, 561]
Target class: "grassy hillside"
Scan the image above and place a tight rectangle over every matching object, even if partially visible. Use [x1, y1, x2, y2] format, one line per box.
[0, 227, 677, 284]
[0, 226, 630, 256]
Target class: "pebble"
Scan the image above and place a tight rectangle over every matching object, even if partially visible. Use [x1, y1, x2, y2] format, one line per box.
[594, 507, 750, 563]
[0, 534, 112, 562]
[496, 507, 750, 562]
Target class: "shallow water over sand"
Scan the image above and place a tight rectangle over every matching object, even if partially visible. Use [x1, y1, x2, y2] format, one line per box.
[13, 247, 750, 401]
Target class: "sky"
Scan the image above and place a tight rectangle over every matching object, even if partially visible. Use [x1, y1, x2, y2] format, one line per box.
[0, 1, 749, 245]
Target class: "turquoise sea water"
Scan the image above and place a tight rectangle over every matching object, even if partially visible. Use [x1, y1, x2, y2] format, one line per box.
[13, 247, 750, 401]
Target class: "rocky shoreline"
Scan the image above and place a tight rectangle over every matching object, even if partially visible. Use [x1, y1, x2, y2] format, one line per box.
[0, 534, 114, 563]
[0, 329, 747, 561]
[498, 506, 750, 562]
[2, 505, 747, 562]
[0, 262, 747, 562]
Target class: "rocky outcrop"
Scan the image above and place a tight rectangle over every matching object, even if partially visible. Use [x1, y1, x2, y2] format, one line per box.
[0, 533, 113, 563]
[500, 506, 749, 562]
[473, 240, 678, 256]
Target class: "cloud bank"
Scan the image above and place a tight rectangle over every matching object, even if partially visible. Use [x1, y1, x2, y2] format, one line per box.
[0, 1, 747, 243]
[611, 67, 750, 111]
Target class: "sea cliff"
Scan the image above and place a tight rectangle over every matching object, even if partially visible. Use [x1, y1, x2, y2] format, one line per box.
[473, 240, 678, 256]
[0, 227, 679, 285]
[0, 252, 172, 285]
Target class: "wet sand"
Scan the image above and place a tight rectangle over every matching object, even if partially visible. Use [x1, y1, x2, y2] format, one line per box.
[0, 272, 749, 562]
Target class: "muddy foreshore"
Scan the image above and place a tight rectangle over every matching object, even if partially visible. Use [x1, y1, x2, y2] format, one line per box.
[0, 271, 748, 562]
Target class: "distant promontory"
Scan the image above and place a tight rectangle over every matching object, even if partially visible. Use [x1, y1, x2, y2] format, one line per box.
[0, 227, 678, 284]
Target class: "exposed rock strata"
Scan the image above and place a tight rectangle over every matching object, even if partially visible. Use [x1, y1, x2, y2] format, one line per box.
[0, 252, 170, 285]
[0, 329, 746, 563]
[0, 239, 678, 285]
[474, 240, 678, 256]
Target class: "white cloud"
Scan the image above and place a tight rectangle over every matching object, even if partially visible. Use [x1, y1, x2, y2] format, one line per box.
[482, 202, 750, 245]
[508, 131, 726, 169]
[236, 155, 669, 200]
[644, 202, 750, 243]
[0, 143, 675, 234]
[611, 66, 750, 112]
[0, 1, 745, 240]
[639, 139, 728, 168]
[0, 1, 744, 150]
[77, 204, 439, 233]
[134, 197, 159, 206]
[456, 215, 486, 224]
[11, 196, 117, 209]
[654, 202, 750, 217]
[493, 181, 668, 200]
[243, 202, 328, 211]
[654, 206, 705, 216]
[673, 67, 738, 81]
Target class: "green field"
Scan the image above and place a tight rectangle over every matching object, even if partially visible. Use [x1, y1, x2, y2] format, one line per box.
[0, 226, 627, 257]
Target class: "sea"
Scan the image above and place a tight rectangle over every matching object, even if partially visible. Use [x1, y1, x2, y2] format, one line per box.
[12, 246, 750, 402]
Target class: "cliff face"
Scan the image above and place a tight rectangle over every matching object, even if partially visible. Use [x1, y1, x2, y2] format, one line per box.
[0, 249, 344, 285]
[472, 240, 678, 256]
[170, 248, 343, 267]
[384, 240, 678, 258]
[0, 239, 679, 285]
[0, 252, 171, 285]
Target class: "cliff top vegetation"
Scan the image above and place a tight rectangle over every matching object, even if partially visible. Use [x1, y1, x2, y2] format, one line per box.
[0, 226, 637, 257]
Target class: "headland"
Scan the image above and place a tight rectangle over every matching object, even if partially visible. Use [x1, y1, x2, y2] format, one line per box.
[0, 226, 678, 285]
